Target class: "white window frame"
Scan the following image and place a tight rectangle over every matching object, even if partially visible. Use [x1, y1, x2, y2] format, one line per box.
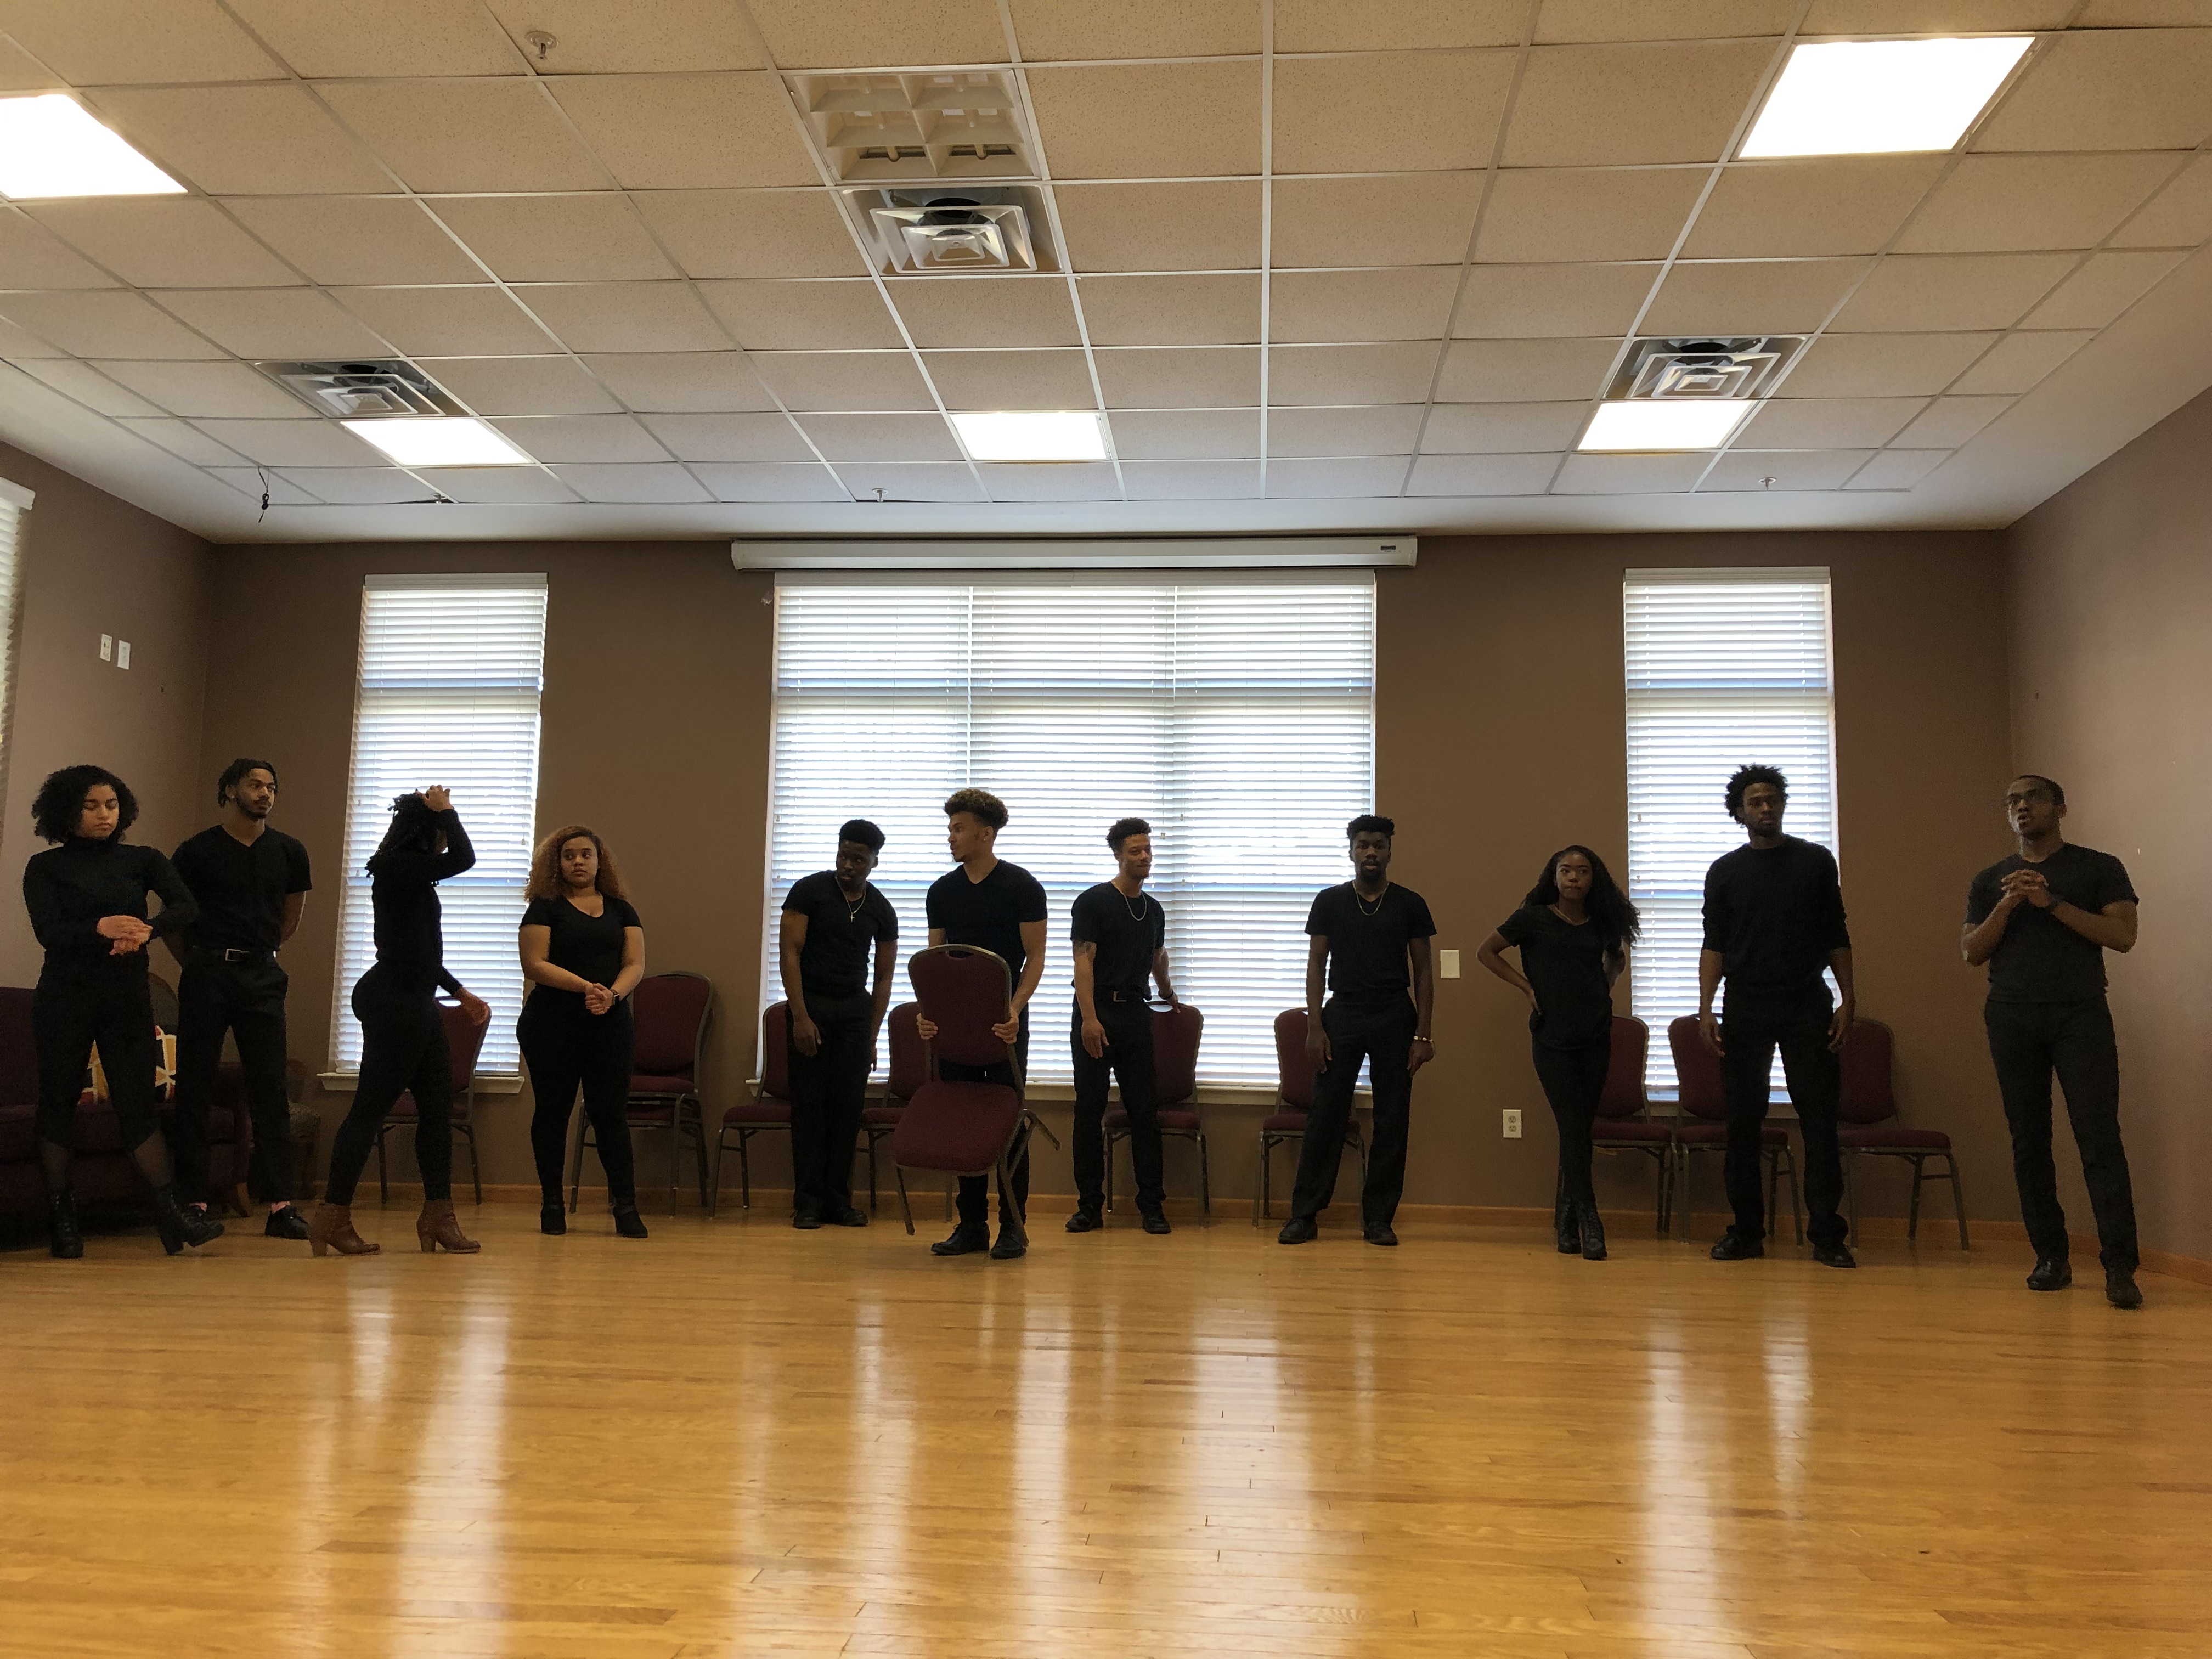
[0, 477, 29, 814]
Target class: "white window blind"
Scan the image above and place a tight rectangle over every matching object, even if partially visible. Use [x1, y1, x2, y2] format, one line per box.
[1626, 568, 1838, 1095]
[766, 572, 1376, 1087]
[329, 575, 548, 1073]
[0, 488, 24, 806]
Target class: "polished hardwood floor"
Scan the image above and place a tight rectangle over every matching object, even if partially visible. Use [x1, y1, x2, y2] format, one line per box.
[3, 1201, 2207, 1658]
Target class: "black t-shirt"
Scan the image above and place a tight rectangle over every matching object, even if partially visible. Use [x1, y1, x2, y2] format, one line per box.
[1966, 843, 2136, 1003]
[172, 825, 311, 954]
[1497, 904, 1615, 1048]
[1070, 882, 1166, 996]
[521, 892, 641, 1002]
[782, 870, 897, 1000]
[1701, 836, 1850, 997]
[1307, 881, 1437, 1001]
[927, 860, 1049, 981]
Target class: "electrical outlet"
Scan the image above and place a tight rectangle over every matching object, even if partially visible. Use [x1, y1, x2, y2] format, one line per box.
[116, 640, 132, 670]
[1438, 947, 1461, 979]
[1502, 1109, 1522, 1139]
[99, 634, 112, 662]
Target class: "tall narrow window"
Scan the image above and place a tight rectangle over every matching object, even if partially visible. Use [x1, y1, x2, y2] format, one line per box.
[0, 481, 26, 808]
[766, 572, 1377, 1087]
[330, 575, 548, 1073]
[1625, 568, 1837, 1094]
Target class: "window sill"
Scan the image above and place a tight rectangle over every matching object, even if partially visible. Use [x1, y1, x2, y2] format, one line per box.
[318, 1071, 524, 1096]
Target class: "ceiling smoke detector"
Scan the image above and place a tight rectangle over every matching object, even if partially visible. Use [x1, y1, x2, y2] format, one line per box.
[257, 359, 462, 419]
[1609, 337, 1805, 403]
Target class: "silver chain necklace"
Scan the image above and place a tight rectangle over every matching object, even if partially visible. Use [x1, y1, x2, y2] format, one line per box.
[1354, 881, 1390, 917]
[1120, 886, 1148, 922]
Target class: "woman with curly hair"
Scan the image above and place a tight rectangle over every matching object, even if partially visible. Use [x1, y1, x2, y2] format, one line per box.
[308, 787, 489, 1257]
[518, 825, 646, 1239]
[1476, 845, 1640, 1262]
[21, 763, 216, 1259]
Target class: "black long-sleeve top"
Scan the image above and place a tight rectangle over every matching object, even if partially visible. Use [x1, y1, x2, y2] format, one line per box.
[22, 836, 199, 984]
[366, 809, 474, 995]
[1701, 835, 1850, 997]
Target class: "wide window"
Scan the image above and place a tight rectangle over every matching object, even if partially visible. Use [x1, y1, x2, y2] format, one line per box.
[0, 480, 26, 806]
[329, 574, 548, 1073]
[1625, 568, 1837, 1094]
[766, 572, 1377, 1086]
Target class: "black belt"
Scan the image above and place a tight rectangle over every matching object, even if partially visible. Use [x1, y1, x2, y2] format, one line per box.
[192, 947, 275, 964]
[1101, 989, 1150, 1005]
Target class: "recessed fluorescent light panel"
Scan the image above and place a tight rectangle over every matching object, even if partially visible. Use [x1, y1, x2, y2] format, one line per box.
[0, 94, 185, 198]
[950, 410, 1109, 462]
[1741, 37, 2034, 158]
[1579, 401, 1752, 452]
[343, 417, 533, 467]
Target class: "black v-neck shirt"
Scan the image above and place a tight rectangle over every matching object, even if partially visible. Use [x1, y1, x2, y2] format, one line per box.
[1497, 903, 1615, 1048]
[172, 824, 311, 955]
[522, 891, 642, 1007]
[1070, 881, 1166, 996]
[927, 860, 1049, 981]
[1307, 881, 1436, 1002]
[783, 871, 896, 1001]
[1966, 843, 2135, 1003]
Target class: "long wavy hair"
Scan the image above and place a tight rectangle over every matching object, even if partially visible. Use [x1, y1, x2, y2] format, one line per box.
[526, 824, 626, 902]
[32, 764, 139, 843]
[1523, 845, 1641, 959]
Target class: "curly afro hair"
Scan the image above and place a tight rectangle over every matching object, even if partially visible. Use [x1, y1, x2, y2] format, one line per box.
[32, 764, 138, 843]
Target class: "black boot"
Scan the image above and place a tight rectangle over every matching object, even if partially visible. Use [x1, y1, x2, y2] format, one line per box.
[612, 1201, 649, 1239]
[151, 1182, 225, 1255]
[1554, 1192, 1581, 1254]
[48, 1189, 84, 1260]
[1575, 1199, 1607, 1261]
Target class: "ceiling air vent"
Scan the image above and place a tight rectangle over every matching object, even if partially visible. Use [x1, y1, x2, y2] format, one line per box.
[256, 359, 462, 419]
[791, 70, 1036, 183]
[1607, 337, 1806, 402]
[845, 185, 1058, 275]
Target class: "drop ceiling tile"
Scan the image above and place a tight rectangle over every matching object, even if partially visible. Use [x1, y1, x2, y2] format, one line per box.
[632, 191, 870, 279]
[751, 351, 936, 411]
[1535, 0, 1797, 41]
[1027, 63, 1263, 179]
[1504, 42, 1774, 166]
[12, 359, 163, 417]
[210, 467, 319, 506]
[1829, 253, 2077, 333]
[115, 417, 249, 466]
[1897, 155, 2178, 256]
[1844, 449, 1951, 490]
[1684, 158, 1947, 258]
[1054, 182, 1262, 273]
[979, 462, 1124, 501]
[317, 80, 607, 194]
[1972, 29, 2212, 153]
[1266, 456, 1412, 497]
[1779, 332, 1999, 398]
[1476, 168, 1706, 264]
[1700, 449, 1874, 491]
[1008, 0, 1260, 58]
[1272, 269, 1460, 343]
[332, 286, 557, 356]
[428, 196, 675, 283]
[794, 411, 963, 462]
[1406, 452, 1562, 494]
[583, 352, 780, 412]
[694, 462, 849, 501]
[187, 418, 382, 466]
[150, 287, 392, 358]
[25, 200, 301, 289]
[924, 348, 1096, 410]
[1268, 342, 1441, 405]
[1435, 336, 1622, 402]
[1893, 394, 2013, 448]
[1553, 452, 1710, 493]
[227, 0, 521, 75]
[484, 0, 764, 71]
[743, 0, 1008, 69]
[224, 198, 486, 286]
[1948, 329, 2094, 395]
[86, 85, 389, 195]
[275, 467, 444, 504]
[1274, 52, 1516, 174]
[1120, 460, 1262, 499]
[2111, 156, 2212, 249]
[419, 356, 622, 416]
[521, 283, 729, 353]
[0, 211, 116, 289]
[485, 414, 669, 463]
[1642, 258, 1869, 335]
[94, 359, 311, 419]
[0, 290, 225, 359]
[417, 465, 583, 504]
[832, 462, 986, 503]
[1737, 396, 1925, 449]
[0, 37, 45, 89]
[1095, 346, 1260, 408]
[546, 74, 820, 190]
[2076, 1, 2212, 21]
[1267, 405, 1426, 456]
[887, 278, 1081, 349]
[1075, 274, 1260, 347]
[2022, 249, 2188, 330]
[641, 411, 815, 462]
[1275, 1, 1523, 50]
[551, 462, 713, 502]
[1271, 174, 1483, 269]
[1107, 408, 1260, 459]
[1803, 1, 2070, 25]
[0, 0, 283, 82]
[1453, 263, 1656, 338]
[0, 315, 66, 356]
[1421, 400, 1591, 452]
[702, 280, 904, 351]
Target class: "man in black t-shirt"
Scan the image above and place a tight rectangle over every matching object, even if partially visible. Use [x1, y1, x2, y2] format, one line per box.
[921, 788, 1049, 1260]
[1963, 775, 2143, 1308]
[166, 759, 313, 1238]
[1698, 764, 1857, 1267]
[1068, 817, 1179, 1236]
[1279, 815, 1436, 1247]
[778, 819, 898, 1229]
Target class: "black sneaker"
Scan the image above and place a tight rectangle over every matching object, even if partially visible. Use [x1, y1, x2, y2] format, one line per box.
[264, 1206, 310, 1241]
[1710, 1232, 1764, 1261]
[1141, 1210, 1172, 1235]
[824, 1206, 868, 1227]
[930, 1227, 990, 1257]
[1277, 1216, 1317, 1245]
[1812, 1242, 1858, 1269]
[791, 1207, 823, 1231]
[2025, 1257, 2072, 1291]
[1363, 1223, 1400, 1247]
[2106, 1267, 2143, 1310]
[1065, 1207, 1103, 1233]
[989, 1231, 1028, 1260]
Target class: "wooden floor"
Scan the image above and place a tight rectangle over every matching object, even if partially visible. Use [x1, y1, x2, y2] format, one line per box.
[3, 1203, 2208, 1659]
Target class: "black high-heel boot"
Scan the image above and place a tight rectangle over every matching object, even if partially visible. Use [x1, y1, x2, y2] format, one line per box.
[611, 1200, 649, 1239]
[151, 1183, 225, 1254]
[1554, 1192, 1581, 1254]
[540, 1202, 567, 1235]
[1575, 1199, 1607, 1261]
[48, 1189, 84, 1260]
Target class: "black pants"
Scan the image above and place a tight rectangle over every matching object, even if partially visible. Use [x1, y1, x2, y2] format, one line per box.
[1071, 996, 1163, 1212]
[787, 991, 873, 1216]
[521, 994, 636, 1209]
[1532, 1035, 1609, 1207]
[1720, 989, 1846, 1248]
[325, 966, 453, 1207]
[171, 956, 294, 1207]
[1291, 996, 1416, 1229]
[35, 971, 162, 1153]
[1985, 997, 2137, 1272]
[950, 1015, 1029, 1234]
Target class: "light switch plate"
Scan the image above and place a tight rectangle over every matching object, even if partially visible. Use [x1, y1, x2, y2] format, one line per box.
[116, 640, 132, 670]
[1438, 947, 1461, 978]
[99, 634, 112, 661]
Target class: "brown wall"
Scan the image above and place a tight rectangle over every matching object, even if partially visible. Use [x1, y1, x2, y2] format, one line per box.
[2004, 386, 2212, 1266]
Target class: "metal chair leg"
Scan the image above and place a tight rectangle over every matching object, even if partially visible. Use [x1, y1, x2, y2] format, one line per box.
[1197, 1131, 1210, 1220]
[1844, 1150, 1859, 1246]
[1253, 1133, 1269, 1226]
[692, 1112, 712, 1212]
[668, 1117, 679, 1217]
[1907, 1154, 1925, 1242]
[996, 1152, 1026, 1248]
[738, 1130, 752, 1209]
[895, 1166, 913, 1235]
[464, 1124, 482, 1205]
[709, 1129, 726, 1218]
[867, 1135, 879, 1213]
[1949, 1158, 1970, 1250]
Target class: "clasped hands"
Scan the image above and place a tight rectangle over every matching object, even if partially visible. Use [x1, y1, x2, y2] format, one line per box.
[1999, 868, 2056, 909]
[97, 915, 153, 956]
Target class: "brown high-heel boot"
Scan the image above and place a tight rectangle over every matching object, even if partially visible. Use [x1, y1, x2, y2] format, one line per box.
[307, 1201, 379, 1257]
[417, 1198, 481, 1254]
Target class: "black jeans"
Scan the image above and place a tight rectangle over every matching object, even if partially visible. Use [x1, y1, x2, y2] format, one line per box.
[325, 966, 453, 1207]
[171, 956, 294, 1207]
[35, 971, 162, 1152]
[1984, 997, 2137, 1272]
[949, 1014, 1029, 1234]
[1720, 988, 1846, 1248]
[521, 994, 636, 1209]
[1532, 1035, 1609, 1207]
[787, 991, 874, 1216]
[1071, 996, 1163, 1212]
[1291, 995, 1416, 1229]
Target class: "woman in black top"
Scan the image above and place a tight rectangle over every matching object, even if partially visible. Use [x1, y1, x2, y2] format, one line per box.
[518, 825, 646, 1239]
[20, 765, 218, 1259]
[1477, 845, 1639, 1261]
[309, 788, 490, 1257]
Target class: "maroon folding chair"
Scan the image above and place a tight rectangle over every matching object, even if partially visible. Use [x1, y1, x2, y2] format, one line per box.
[885, 945, 1033, 1244]
[1588, 1014, 1674, 1233]
[1838, 1017, 1967, 1249]
[376, 998, 487, 1205]
[861, 1001, 926, 1213]
[712, 1000, 794, 1214]
[1666, 1014, 1802, 1244]
[572, 970, 714, 1216]
[1105, 1001, 1209, 1220]
[1254, 1008, 1364, 1224]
